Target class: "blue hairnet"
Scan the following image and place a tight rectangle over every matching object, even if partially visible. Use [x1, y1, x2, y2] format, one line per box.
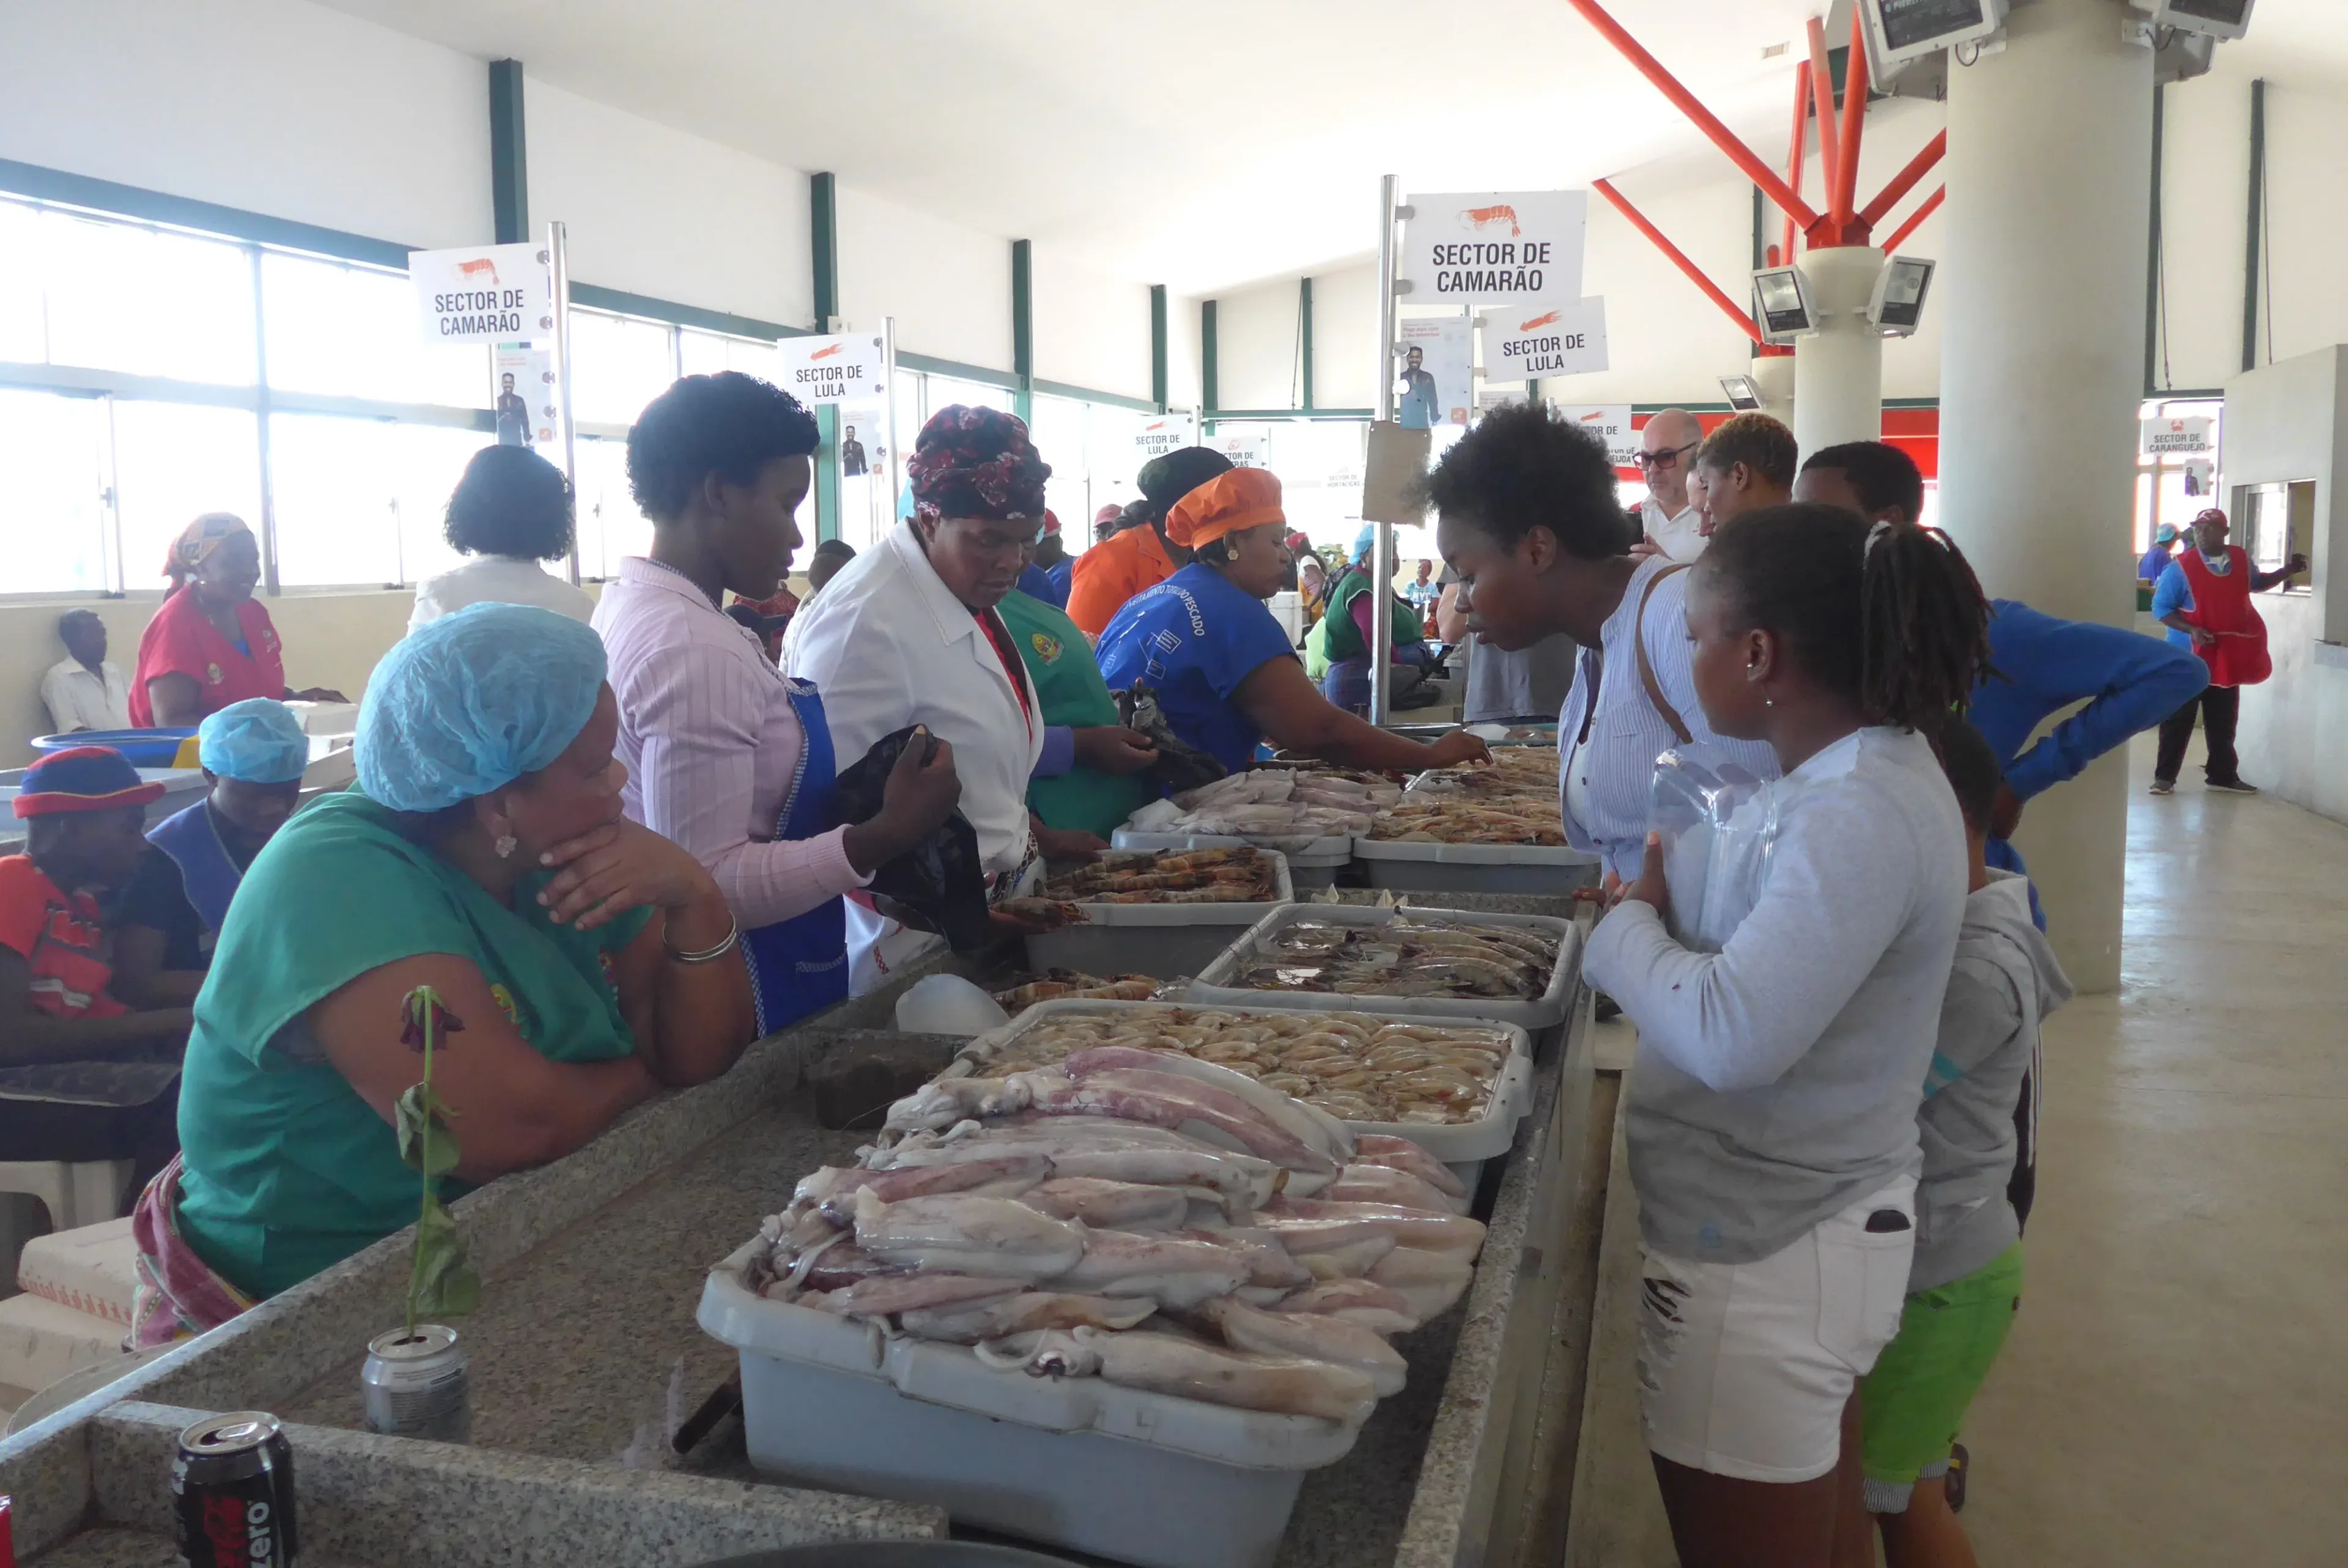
[357, 603, 608, 813]
[1352, 524, 1376, 564]
[198, 699, 310, 784]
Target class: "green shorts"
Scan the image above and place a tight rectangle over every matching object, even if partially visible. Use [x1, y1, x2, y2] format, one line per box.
[1858, 1241, 2023, 1512]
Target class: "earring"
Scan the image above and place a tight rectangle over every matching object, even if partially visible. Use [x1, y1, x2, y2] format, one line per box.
[495, 832, 518, 859]
[1764, 698, 1774, 708]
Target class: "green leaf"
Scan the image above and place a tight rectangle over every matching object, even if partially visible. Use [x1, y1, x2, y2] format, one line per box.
[409, 1194, 481, 1320]
[394, 1083, 462, 1178]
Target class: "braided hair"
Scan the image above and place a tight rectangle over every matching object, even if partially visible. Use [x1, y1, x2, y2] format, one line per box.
[1698, 502, 1992, 732]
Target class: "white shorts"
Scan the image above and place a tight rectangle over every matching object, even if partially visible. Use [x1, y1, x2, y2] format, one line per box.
[1636, 1177, 1917, 1484]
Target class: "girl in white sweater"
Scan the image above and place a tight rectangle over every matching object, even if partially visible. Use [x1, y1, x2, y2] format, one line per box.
[1585, 502, 1993, 1568]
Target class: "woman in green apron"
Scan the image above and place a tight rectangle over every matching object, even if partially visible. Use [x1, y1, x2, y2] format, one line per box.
[999, 546, 1161, 842]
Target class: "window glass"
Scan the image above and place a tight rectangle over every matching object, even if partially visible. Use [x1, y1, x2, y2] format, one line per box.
[0, 201, 46, 363]
[42, 213, 256, 386]
[1083, 407, 1144, 535]
[1028, 395, 1091, 534]
[0, 389, 109, 594]
[678, 328, 783, 383]
[111, 402, 262, 592]
[575, 433, 651, 580]
[261, 251, 488, 408]
[395, 427, 502, 587]
[268, 413, 402, 586]
[569, 311, 674, 427]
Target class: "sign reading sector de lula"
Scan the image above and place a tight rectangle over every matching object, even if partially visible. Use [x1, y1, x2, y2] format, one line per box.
[410, 243, 554, 344]
[777, 333, 889, 403]
[1400, 191, 1587, 307]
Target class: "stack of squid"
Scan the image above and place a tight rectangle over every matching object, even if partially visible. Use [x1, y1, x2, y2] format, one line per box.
[747, 1048, 1485, 1425]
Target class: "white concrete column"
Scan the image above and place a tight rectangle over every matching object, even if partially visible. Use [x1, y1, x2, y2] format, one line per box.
[1792, 245, 1886, 452]
[1938, 0, 2154, 993]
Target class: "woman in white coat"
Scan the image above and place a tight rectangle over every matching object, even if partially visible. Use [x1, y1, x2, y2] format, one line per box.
[788, 405, 1082, 990]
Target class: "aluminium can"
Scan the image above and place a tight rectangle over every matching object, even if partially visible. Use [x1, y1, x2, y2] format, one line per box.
[360, 1323, 471, 1444]
[172, 1410, 298, 1568]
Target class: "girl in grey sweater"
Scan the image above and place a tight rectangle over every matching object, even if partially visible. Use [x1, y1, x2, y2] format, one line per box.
[1585, 504, 1992, 1567]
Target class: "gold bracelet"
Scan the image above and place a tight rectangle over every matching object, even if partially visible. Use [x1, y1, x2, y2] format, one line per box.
[663, 915, 740, 965]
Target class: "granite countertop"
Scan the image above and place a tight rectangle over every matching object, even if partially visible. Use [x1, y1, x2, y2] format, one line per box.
[2, 920, 1606, 1568]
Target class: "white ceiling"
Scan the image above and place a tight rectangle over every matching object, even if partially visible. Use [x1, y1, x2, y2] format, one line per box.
[318, 0, 2348, 297]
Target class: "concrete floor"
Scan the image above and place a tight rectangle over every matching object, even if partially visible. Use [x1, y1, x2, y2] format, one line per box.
[1567, 738, 2348, 1564]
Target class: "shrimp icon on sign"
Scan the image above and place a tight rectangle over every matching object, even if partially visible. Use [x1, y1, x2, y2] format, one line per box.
[1460, 204, 1521, 237]
[455, 257, 501, 286]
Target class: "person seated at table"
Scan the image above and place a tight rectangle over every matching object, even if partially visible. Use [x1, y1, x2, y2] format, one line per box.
[999, 538, 1161, 841]
[1095, 469, 1490, 778]
[1066, 448, 1232, 638]
[1017, 512, 1073, 609]
[0, 747, 193, 1210]
[1318, 529, 1436, 713]
[112, 699, 311, 1009]
[41, 609, 133, 735]
[408, 444, 596, 632]
[130, 514, 346, 727]
[596, 371, 962, 1034]
[150, 605, 756, 1319]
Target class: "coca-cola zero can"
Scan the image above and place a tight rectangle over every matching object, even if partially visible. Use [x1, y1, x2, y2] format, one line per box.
[172, 1410, 297, 1568]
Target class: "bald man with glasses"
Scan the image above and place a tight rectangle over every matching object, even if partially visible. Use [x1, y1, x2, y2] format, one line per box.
[1632, 408, 1707, 564]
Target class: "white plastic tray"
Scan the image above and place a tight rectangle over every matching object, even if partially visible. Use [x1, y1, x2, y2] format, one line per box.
[1351, 834, 1597, 894]
[700, 1240, 1362, 1568]
[1185, 904, 1580, 1030]
[1110, 828, 1351, 864]
[950, 997, 1535, 1163]
[1048, 848, 1295, 924]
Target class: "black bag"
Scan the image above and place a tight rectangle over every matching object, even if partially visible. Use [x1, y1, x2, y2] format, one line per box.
[1113, 680, 1227, 796]
[829, 727, 994, 952]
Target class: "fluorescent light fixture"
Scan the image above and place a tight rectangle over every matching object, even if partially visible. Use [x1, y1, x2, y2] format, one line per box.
[2151, 0, 2253, 39]
[1868, 256, 1936, 336]
[1751, 266, 1815, 345]
[1859, 0, 2009, 73]
[1719, 375, 1763, 411]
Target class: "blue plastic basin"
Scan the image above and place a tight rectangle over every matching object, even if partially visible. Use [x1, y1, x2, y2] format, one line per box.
[30, 728, 198, 768]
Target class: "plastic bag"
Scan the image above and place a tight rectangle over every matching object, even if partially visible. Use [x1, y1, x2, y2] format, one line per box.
[1113, 679, 1227, 795]
[1647, 748, 1779, 954]
[830, 726, 995, 952]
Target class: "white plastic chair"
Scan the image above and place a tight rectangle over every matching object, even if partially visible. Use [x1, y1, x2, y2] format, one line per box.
[0, 1161, 135, 1233]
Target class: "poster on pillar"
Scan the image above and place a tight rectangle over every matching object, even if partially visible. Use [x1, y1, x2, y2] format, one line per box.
[777, 332, 889, 407]
[1394, 318, 1472, 431]
[1400, 190, 1586, 307]
[492, 344, 560, 449]
[1136, 413, 1200, 462]
[1485, 299, 1608, 383]
[1552, 403, 1637, 467]
[411, 242, 554, 345]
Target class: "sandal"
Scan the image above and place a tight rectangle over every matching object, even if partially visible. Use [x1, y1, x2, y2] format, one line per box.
[1944, 1442, 1969, 1513]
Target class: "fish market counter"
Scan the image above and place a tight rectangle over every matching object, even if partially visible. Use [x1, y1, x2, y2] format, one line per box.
[0, 896, 1608, 1567]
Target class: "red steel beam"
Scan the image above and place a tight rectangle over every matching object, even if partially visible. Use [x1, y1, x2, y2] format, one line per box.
[1566, 0, 1822, 231]
[1881, 186, 1945, 253]
[1782, 59, 1812, 262]
[1860, 130, 1946, 229]
[1591, 177, 1763, 345]
[1829, 7, 1870, 229]
[1806, 17, 1842, 211]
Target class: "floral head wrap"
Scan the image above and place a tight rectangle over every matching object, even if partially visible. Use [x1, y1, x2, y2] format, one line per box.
[906, 405, 1051, 523]
[164, 513, 253, 586]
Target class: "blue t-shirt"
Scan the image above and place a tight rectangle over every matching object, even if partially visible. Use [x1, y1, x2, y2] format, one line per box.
[1017, 561, 1070, 610]
[1095, 562, 1299, 775]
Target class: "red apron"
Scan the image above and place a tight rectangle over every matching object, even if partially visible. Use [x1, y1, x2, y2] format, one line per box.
[2177, 547, 2270, 688]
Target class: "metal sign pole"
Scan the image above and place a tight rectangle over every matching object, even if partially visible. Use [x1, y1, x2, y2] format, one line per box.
[883, 315, 901, 543]
[1369, 174, 1400, 726]
[548, 219, 581, 585]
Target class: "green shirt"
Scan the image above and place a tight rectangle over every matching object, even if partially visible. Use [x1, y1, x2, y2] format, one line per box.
[175, 792, 651, 1299]
[1320, 568, 1427, 664]
[995, 589, 1156, 839]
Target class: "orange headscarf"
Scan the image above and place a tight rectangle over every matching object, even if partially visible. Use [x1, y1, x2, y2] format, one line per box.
[1165, 468, 1283, 551]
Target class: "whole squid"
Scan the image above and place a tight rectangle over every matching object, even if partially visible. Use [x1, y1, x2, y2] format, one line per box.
[1019, 1176, 1192, 1232]
[1019, 1067, 1338, 1178]
[850, 1187, 1087, 1281]
[1367, 1245, 1476, 1323]
[1257, 1196, 1486, 1256]
[1350, 1135, 1468, 1201]
[1047, 1229, 1252, 1309]
[1265, 1278, 1422, 1335]
[1324, 1161, 1470, 1216]
[1194, 1296, 1408, 1397]
[898, 1290, 1157, 1344]
[1085, 1327, 1377, 1423]
[1060, 1045, 1355, 1166]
